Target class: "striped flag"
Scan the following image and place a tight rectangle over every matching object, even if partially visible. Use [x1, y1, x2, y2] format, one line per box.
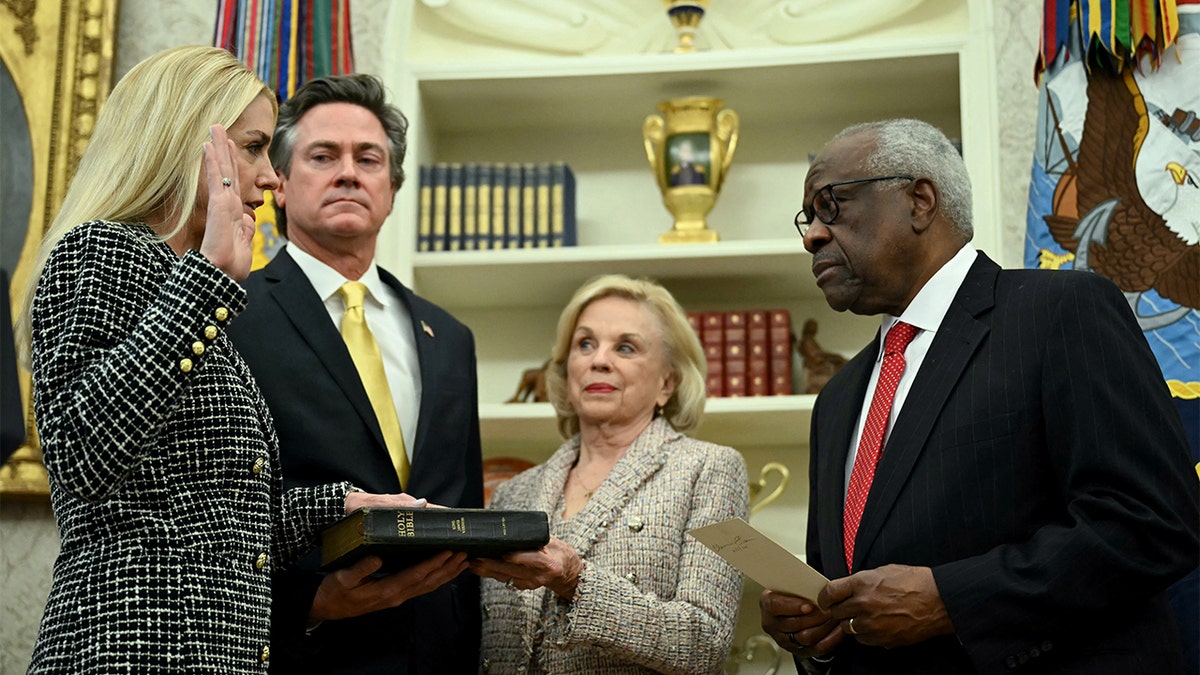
[215, 0, 354, 101]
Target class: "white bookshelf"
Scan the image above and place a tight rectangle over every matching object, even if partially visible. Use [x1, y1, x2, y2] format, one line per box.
[379, 2, 1001, 666]
[375, 0, 999, 460]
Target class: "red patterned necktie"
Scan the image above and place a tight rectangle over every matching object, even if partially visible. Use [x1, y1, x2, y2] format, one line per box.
[843, 321, 919, 572]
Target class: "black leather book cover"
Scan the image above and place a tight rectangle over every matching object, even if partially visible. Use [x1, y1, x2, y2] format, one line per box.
[320, 506, 550, 572]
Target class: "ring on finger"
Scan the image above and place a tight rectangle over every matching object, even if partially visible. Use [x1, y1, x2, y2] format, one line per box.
[847, 617, 859, 635]
[222, 177, 232, 187]
[786, 631, 805, 649]
[505, 577, 516, 588]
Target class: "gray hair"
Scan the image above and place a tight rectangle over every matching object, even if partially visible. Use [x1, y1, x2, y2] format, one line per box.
[834, 119, 973, 240]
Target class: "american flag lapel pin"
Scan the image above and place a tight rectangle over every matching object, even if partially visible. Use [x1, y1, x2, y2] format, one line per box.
[421, 320, 435, 338]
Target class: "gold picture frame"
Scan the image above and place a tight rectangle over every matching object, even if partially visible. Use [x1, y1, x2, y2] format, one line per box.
[1, 0, 117, 499]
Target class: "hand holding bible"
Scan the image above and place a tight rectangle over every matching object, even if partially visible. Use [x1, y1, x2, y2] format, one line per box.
[469, 536, 585, 600]
[310, 550, 470, 623]
[343, 490, 428, 514]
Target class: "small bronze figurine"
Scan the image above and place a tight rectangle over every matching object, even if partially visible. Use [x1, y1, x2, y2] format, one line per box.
[798, 319, 847, 394]
[506, 359, 550, 403]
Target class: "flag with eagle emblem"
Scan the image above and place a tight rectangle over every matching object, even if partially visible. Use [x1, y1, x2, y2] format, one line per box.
[1026, 1, 1198, 397]
[1025, 2, 1199, 672]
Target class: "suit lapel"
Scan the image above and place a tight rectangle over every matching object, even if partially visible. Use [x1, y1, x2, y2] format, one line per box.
[852, 253, 998, 569]
[264, 249, 388, 454]
[379, 270, 436, 467]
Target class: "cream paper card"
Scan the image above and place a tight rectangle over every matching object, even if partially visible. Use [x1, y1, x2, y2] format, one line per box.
[689, 517, 829, 600]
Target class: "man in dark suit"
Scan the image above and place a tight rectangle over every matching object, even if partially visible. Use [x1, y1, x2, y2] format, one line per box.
[761, 118, 1199, 674]
[228, 75, 483, 674]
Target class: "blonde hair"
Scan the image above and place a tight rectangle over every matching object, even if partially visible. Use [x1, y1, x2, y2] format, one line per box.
[15, 45, 273, 364]
[545, 274, 707, 438]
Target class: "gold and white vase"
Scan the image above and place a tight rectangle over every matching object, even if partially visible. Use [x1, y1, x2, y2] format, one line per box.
[642, 96, 739, 243]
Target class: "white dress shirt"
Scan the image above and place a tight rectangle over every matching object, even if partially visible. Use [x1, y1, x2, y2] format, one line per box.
[287, 244, 421, 459]
[843, 243, 977, 496]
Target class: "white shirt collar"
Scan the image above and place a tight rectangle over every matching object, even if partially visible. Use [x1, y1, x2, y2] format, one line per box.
[286, 243, 390, 308]
[876, 242, 976, 358]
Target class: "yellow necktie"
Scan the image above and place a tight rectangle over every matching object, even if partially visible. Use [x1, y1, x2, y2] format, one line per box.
[338, 281, 410, 488]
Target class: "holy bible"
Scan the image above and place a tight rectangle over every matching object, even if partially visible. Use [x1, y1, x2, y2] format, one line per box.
[320, 506, 550, 572]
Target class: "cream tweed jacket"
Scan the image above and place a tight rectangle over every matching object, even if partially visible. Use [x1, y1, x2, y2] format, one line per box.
[481, 417, 749, 674]
[28, 221, 349, 673]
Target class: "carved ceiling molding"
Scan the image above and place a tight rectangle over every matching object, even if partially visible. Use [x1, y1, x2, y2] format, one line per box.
[417, 0, 928, 55]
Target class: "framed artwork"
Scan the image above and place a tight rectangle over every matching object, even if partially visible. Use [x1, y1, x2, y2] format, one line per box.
[0, 0, 117, 499]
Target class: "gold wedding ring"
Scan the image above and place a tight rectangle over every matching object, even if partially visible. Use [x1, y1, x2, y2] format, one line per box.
[848, 617, 859, 635]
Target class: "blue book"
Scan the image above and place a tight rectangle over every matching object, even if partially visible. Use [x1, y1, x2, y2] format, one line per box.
[535, 163, 552, 248]
[431, 163, 449, 252]
[505, 163, 523, 249]
[476, 163, 492, 251]
[446, 163, 464, 252]
[417, 164, 433, 252]
[491, 163, 507, 250]
[520, 163, 536, 249]
[551, 162, 577, 247]
[463, 163, 478, 251]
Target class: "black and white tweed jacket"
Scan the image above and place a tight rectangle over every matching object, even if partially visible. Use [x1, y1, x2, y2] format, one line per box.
[27, 220, 349, 673]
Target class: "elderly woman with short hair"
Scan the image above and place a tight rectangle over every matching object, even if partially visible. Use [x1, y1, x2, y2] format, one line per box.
[471, 273, 749, 674]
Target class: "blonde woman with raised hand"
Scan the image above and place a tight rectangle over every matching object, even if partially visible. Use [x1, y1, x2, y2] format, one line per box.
[18, 46, 438, 673]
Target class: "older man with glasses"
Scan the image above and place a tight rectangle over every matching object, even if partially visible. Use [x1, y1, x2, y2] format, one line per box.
[761, 118, 1198, 675]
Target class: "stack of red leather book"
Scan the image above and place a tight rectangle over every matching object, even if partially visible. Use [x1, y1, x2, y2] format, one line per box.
[686, 309, 794, 398]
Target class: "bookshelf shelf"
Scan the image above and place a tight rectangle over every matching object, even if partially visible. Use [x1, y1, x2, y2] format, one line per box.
[412, 42, 964, 137]
[479, 395, 818, 459]
[412, 238, 815, 310]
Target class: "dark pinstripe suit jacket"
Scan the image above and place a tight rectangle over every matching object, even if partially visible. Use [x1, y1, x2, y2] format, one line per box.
[805, 252, 1199, 675]
[29, 221, 348, 674]
[229, 247, 483, 675]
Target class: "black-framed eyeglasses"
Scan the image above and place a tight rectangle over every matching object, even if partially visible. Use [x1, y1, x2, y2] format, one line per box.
[794, 175, 914, 236]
